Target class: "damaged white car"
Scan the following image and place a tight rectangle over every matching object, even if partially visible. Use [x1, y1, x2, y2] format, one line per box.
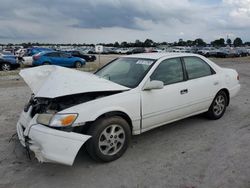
[16, 53, 240, 165]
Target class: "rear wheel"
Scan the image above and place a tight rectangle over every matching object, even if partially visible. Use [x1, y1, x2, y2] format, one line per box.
[206, 91, 228, 120]
[75, 61, 82, 68]
[43, 62, 50, 65]
[86, 116, 131, 162]
[1, 63, 11, 71]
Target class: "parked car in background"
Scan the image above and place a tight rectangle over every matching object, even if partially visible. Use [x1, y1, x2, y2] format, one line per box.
[17, 53, 240, 165]
[18, 47, 53, 66]
[216, 49, 240, 58]
[32, 51, 86, 68]
[67, 50, 96, 62]
[0, 52, 19, 71]
[115, 48, 130, 54]
[197, 47, 216, 57]
[235, 48, 249, 57]
[126, 47, 145, 54]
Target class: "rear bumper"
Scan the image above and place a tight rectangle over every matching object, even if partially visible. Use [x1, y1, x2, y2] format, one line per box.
[16, 111, 91, 166]
[229, 84, 241, 98]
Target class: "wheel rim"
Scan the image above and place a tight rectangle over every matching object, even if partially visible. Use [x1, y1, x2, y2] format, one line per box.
[76, 62, 81, 68]
[213, 95, 226, 116]
[98, 124, 125, 156]
[2, 63, 11, 71]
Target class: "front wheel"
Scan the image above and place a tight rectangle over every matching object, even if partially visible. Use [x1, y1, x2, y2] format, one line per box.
[206, 91, 228, 120]
[86, 116, 131, 162]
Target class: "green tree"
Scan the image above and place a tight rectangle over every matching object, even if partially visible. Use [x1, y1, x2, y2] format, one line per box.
[114, 41, 120, 47]
[233, 37, 243, 47]
[226, 38, 232, 46]
[144, 39, 154, 47]
[121, 41, 128, 47]
[194, 38, 206, 46]
[186, 40, 193, 46]
[211, 38, 225, 47]
[135, 40, 143, 47]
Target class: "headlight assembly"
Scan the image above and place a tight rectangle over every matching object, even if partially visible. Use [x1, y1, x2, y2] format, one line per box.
[37, 113, 78, 127]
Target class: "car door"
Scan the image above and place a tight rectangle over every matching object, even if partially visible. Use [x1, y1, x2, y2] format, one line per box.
[47, 52, 61, 65]
[59, 52, 73, 66]
[181, 56, 221, 111]
[141, 57, 193, 131]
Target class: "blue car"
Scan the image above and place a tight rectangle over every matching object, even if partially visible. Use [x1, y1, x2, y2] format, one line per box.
[26, 47, 53, 56]
[0, 52, 20, 71]
[32, 51, 86, 68]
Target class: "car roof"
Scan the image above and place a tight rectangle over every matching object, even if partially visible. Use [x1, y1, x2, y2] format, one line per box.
[124, 52, 201, 60]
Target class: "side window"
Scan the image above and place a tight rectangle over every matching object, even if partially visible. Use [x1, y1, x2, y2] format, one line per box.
[150, 58, 184, 85]
[184, 57, 213, 79]
[60, 53, 71, 58]
[45, 52, 60, 57]
[71, 51, 78, 56]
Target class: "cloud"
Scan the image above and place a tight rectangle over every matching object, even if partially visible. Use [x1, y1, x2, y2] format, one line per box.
[0, 0, 250, 43]
[223, 0, 250, 27]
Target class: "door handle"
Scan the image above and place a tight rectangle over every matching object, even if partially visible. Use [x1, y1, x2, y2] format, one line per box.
[180, 89, 188, 95]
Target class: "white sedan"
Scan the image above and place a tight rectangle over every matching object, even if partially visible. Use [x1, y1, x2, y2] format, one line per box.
[16, 53, 240, 165]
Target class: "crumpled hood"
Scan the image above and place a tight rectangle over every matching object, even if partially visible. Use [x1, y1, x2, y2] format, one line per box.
[19, 65, 129, 98]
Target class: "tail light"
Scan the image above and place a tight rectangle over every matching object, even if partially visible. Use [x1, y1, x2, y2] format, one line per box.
[33, 54, 40, 60]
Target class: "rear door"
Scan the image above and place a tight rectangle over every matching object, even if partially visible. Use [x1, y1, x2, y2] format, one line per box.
[59, 52, 73, 66]
[181, 56, 221, 111]
[46, 52, 61, 65]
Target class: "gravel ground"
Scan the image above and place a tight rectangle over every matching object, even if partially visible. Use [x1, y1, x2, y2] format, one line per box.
[0, 57, 249, 188]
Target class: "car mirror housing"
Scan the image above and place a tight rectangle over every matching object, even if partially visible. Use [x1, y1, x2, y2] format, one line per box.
[143, 80, 164, 90]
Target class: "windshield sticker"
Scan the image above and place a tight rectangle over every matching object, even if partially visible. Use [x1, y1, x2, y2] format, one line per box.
[136, 60, 154, 66]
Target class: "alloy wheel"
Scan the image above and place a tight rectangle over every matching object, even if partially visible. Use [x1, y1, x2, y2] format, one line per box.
[213, 95, 226, 116]
[98, 124, 125, 156]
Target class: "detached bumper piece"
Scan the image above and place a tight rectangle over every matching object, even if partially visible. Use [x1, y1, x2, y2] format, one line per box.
[16, 113, 91, 166]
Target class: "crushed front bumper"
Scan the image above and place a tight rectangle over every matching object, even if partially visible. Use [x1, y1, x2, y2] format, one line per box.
[16, 110, 91, 166]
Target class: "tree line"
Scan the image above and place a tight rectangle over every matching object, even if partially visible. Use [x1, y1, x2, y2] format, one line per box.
[1, 37, 249, 48]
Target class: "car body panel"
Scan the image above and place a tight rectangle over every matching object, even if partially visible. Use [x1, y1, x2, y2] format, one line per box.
[16, 110, 91, 165]
[19, 65, 129, 98]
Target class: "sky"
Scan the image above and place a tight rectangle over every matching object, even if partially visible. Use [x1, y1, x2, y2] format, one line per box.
[0, 0, 250, 44]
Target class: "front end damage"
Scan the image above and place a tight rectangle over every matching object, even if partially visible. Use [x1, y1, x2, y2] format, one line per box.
[16, 65, 129, 165]
[17, 103, 91, 166]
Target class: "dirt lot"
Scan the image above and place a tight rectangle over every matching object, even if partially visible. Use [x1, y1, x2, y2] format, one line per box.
[0, 55, 249, 188]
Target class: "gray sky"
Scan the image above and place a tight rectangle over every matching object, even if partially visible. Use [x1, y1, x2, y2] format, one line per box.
[0, 0, 250, 44]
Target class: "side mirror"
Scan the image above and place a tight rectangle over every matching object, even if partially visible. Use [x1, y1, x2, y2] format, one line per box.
[143, 80, 164, 90]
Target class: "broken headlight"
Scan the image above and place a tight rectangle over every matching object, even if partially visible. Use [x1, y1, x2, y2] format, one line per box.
[37, 113, 78, 127]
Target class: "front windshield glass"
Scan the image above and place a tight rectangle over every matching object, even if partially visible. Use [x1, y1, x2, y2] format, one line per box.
[95, 57, 155, 88]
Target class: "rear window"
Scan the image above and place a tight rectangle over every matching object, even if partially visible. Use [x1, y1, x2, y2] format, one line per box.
[183, 57, 213, 79]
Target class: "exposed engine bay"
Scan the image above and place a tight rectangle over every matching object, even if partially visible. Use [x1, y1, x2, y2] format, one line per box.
[24, 91, 121, 117]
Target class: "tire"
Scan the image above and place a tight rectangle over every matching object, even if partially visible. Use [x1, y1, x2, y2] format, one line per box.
[1, 63, 11, 71]
[86, 116, 131, 162]
[43, 62, 50, 65]
[75, 61, 82, 68]
[206, 91, 228, 120]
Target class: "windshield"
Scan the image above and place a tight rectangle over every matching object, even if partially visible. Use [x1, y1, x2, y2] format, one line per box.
[95, 57, 155, 88]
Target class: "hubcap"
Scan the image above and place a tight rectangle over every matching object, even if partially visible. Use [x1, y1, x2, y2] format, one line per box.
[2, 64, 11, 71]
[98, 124, 125, 156]
[76, 63, 81, 68]
[213, 95, 226, 116]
